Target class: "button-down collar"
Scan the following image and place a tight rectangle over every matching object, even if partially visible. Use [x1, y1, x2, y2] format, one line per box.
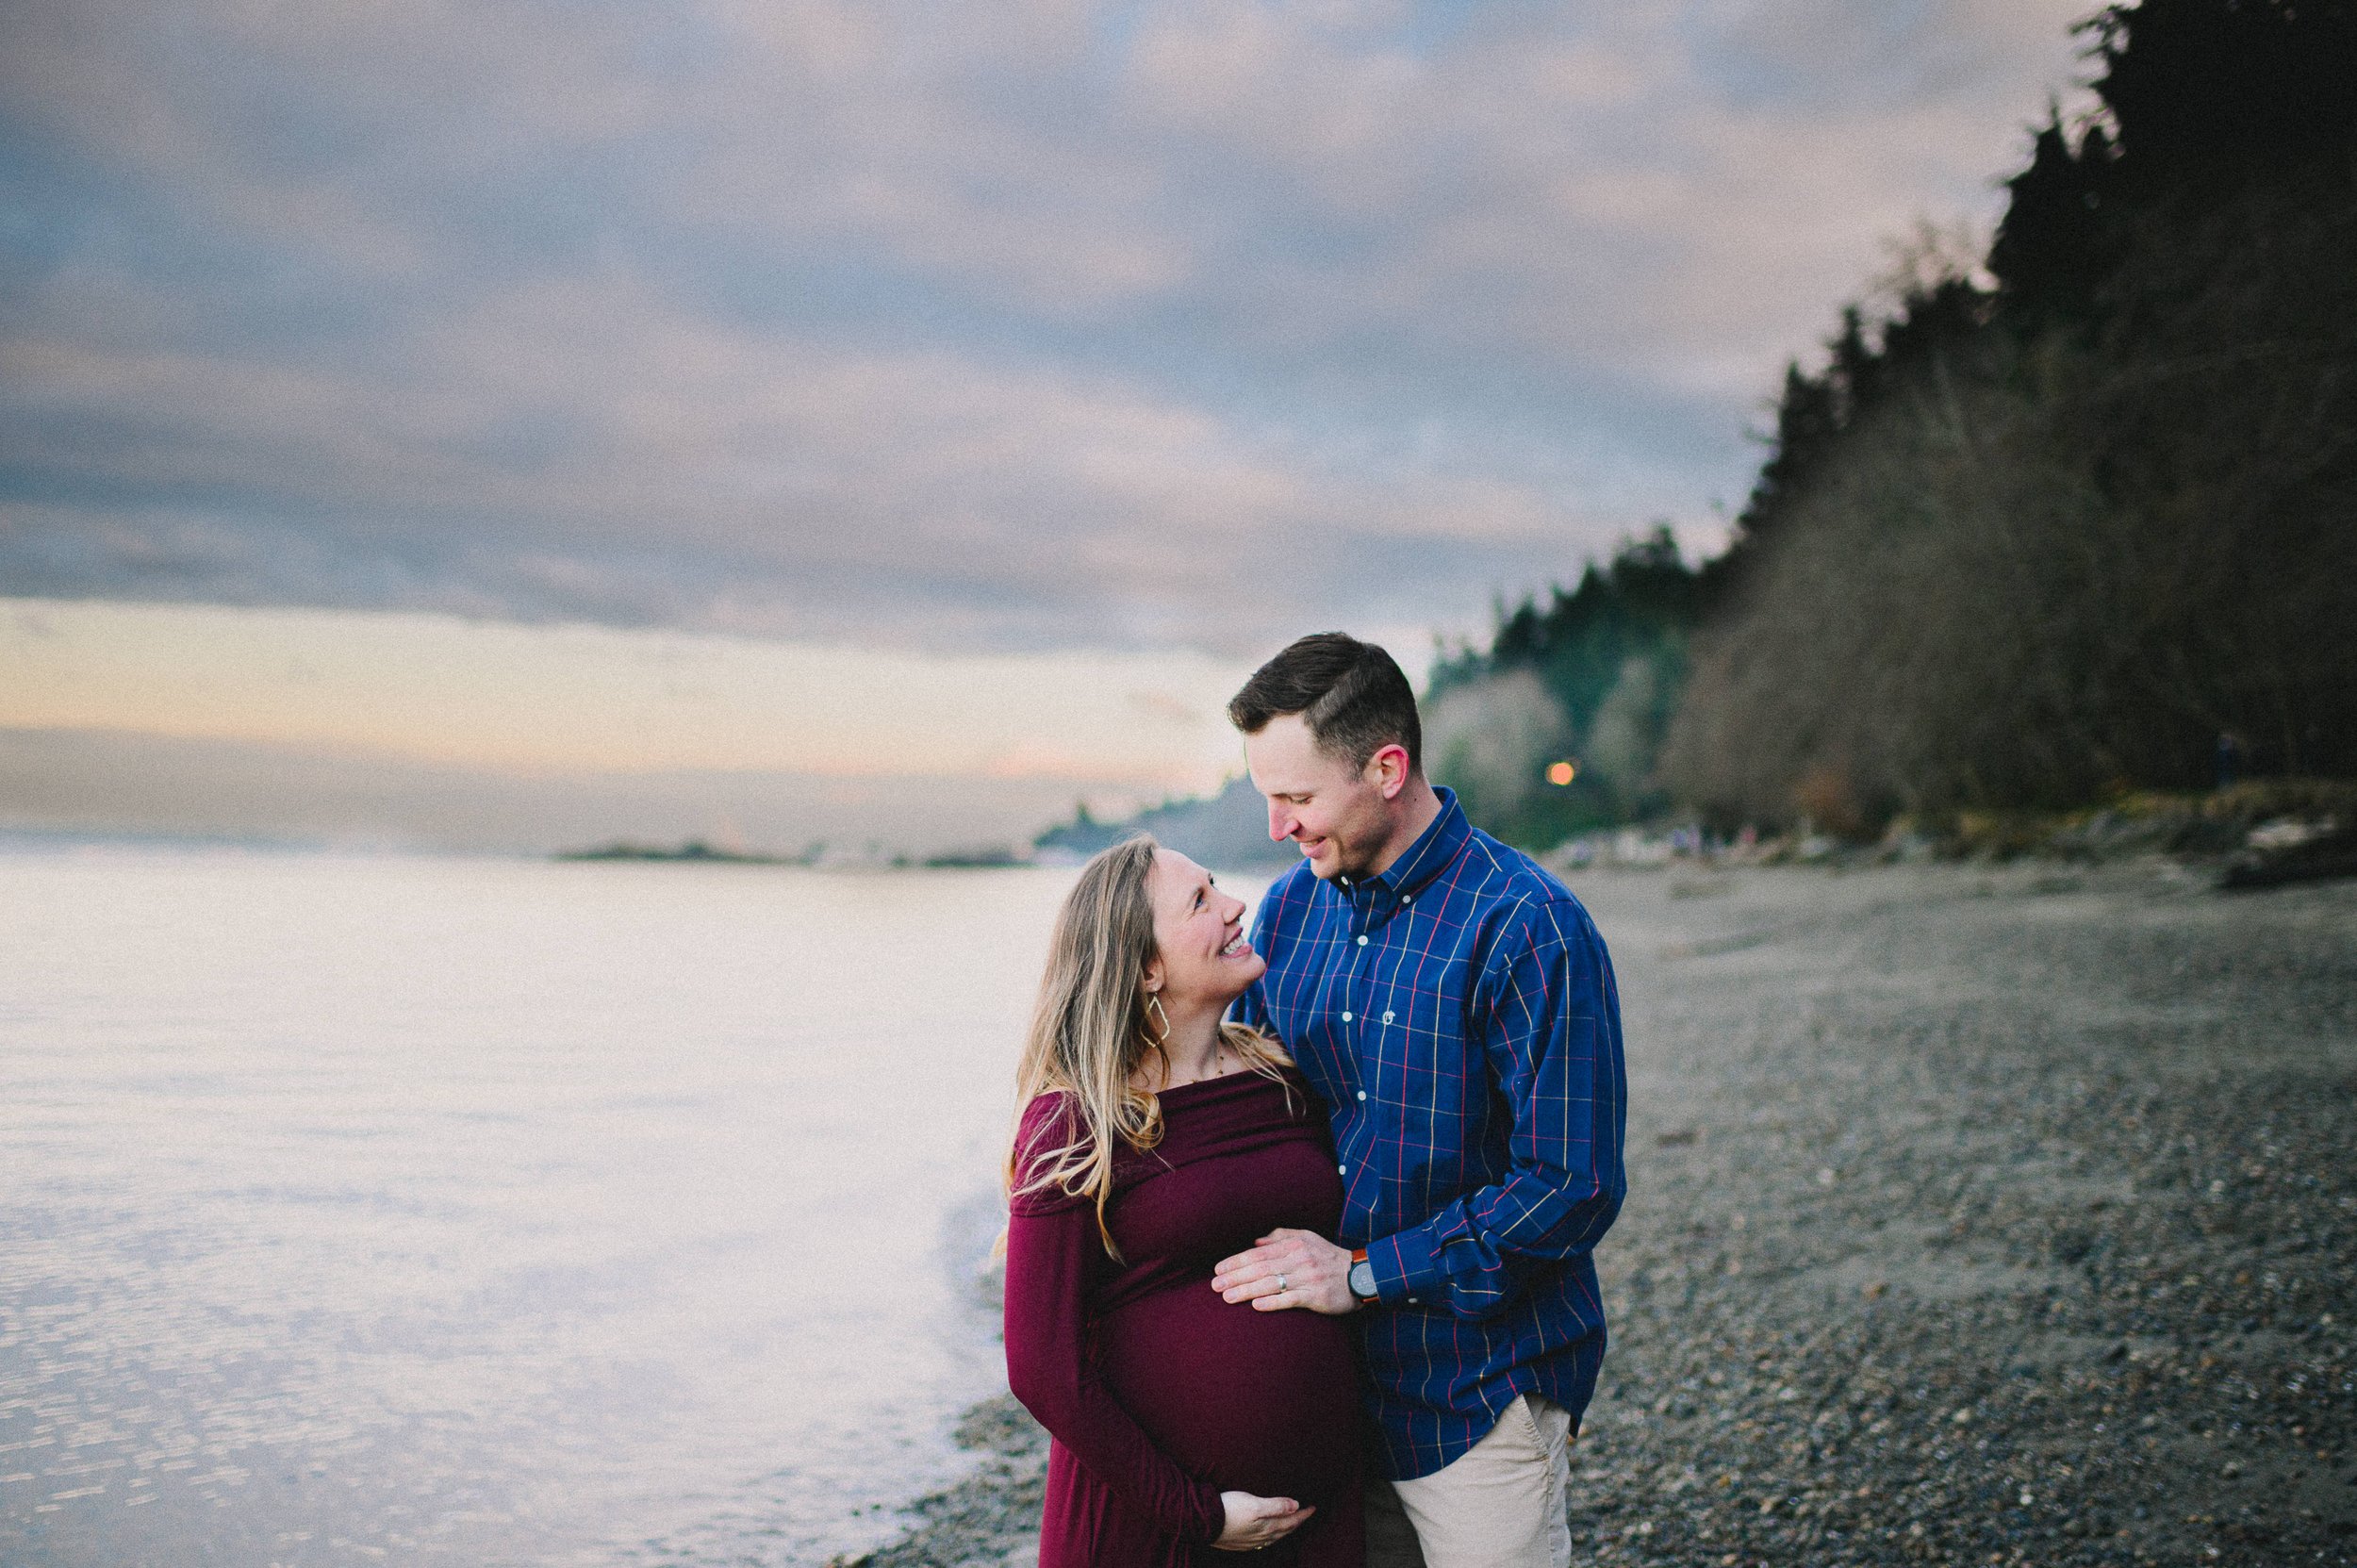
[1337, 787, 1469, 913]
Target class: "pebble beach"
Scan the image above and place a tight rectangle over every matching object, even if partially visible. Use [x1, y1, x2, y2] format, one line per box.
[856, 860, 2356, 1568]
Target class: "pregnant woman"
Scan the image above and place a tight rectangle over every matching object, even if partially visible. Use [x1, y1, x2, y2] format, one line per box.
[1004, 835, 1363, 1566]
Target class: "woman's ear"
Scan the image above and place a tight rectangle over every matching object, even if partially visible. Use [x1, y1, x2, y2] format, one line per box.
[1140, 959, 1164, 997]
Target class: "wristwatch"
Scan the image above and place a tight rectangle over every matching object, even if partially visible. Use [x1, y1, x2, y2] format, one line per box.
[1346, 1248, 1377, 1305]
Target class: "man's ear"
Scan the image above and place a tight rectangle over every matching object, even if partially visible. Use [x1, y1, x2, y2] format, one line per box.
[1366, 742, 1411, 801]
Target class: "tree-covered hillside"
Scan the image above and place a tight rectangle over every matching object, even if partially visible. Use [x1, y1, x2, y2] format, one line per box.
[1441, 0, 2356, 847]
[1425, 528, 1704, 848]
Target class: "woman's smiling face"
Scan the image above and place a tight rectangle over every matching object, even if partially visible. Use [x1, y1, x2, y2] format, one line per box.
[1144, 848, 1263, 1009]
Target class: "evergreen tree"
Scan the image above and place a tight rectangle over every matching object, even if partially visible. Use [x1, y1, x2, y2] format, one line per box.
[1658, 0, 2357, 825]
[1988, 113, 2118, 330]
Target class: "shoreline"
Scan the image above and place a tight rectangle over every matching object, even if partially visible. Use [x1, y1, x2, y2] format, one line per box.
[835, 1395, 1046, 1568]
[853, 860, 2354, 1567]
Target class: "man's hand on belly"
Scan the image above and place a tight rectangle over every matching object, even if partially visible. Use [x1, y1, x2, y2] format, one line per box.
[1211, 1228, 1356, 1314]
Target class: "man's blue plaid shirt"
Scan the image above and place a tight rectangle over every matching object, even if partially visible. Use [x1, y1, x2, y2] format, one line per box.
[1234, 788, 1627, 1480]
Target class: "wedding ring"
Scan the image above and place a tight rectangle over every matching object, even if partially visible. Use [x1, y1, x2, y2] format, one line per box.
[1276, 1273, 1288, 1292]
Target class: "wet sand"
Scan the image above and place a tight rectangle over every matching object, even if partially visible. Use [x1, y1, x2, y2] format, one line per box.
[860, 861, 2357, 1567]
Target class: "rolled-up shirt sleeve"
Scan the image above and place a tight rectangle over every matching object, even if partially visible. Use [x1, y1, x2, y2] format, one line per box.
[1361, 899, 1627, 1317]
[1001, 1099, 1228, 1543]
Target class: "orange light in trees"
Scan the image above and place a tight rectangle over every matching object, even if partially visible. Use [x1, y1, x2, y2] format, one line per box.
[1545, 760, 1577, 786]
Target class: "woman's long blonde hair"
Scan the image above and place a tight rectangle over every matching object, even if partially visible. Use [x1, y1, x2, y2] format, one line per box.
[1008, 834, 1290, 1255]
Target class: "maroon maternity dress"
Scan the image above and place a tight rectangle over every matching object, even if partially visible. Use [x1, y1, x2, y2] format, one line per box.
[1004, 1067, 1364, 1568]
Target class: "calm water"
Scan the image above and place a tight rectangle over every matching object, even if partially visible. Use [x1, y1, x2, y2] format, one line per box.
[0, 846, 1197, 1567]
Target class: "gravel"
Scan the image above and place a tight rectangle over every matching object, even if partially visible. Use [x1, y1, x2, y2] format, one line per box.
[854, 860, 2357, 1568]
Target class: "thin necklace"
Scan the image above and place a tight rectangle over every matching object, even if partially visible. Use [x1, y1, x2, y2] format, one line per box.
[1168, 1040, 1228, 1088]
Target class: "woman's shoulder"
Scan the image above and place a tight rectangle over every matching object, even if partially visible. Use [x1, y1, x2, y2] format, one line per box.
[1009, 1091, 1098, 1216]
[1016, 1087, 1080, 1133]
[1013, 1089, 1091, 1167]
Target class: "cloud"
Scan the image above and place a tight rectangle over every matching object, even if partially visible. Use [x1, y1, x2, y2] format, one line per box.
[2, 271, 1588, 649]
[0, 0, 2092, 652]
[0, 595, 1267, 784]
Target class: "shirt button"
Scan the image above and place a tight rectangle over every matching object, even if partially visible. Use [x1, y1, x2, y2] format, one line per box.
[1382, 1010, 1394, 1023]
[1356, 934, 1368, 946]
[1341, 1011, 1353, 1022]
[1338, 1164, 1347, 1176]
[1402, 895, 1411, 905]
[1356, 1089, 1367, 1101]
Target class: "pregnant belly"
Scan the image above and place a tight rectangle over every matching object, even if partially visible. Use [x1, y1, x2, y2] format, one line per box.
[1096, 1281, 1360, 1504]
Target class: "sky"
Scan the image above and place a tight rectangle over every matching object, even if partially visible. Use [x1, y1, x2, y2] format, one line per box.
[0, 0, 2095, 850]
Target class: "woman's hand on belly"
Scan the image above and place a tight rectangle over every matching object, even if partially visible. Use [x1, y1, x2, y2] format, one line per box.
[1214, 1492, 1314, 1552]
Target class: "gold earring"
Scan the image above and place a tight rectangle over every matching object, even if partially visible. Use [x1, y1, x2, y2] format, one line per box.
[1145, 993, 1170, 1044]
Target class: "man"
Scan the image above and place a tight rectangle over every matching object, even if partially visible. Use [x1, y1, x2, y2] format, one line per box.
[1210, 632, 1627, 1568]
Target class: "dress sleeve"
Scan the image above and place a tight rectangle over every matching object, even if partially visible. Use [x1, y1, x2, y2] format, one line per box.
[1002, 1098, 1228, 1543]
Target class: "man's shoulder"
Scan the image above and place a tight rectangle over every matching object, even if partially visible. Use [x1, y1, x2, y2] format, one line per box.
[1455, 824, 1583, 909]
[1453, 828, 1602, 949]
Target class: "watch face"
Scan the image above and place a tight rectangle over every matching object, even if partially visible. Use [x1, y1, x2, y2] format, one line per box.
[1348, 1260, 1375, 1297]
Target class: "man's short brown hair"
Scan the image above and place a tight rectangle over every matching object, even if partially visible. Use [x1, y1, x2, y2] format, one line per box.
[1227, 632, 1423, 772]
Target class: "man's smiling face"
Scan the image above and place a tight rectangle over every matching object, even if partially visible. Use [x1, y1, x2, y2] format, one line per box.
[1242, 713, 1396, 882]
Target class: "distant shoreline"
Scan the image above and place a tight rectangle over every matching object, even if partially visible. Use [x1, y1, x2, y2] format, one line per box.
[555, 839, 799, 865]
[552, 838, 1036, 869]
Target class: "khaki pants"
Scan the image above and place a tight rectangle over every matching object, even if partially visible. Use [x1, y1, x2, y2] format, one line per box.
[1364, 1394, 1574, 1568]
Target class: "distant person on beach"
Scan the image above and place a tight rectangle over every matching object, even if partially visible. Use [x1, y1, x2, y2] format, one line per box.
[1002, 836, 1365, 1565]
[1211, 633, 1628, 1568]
